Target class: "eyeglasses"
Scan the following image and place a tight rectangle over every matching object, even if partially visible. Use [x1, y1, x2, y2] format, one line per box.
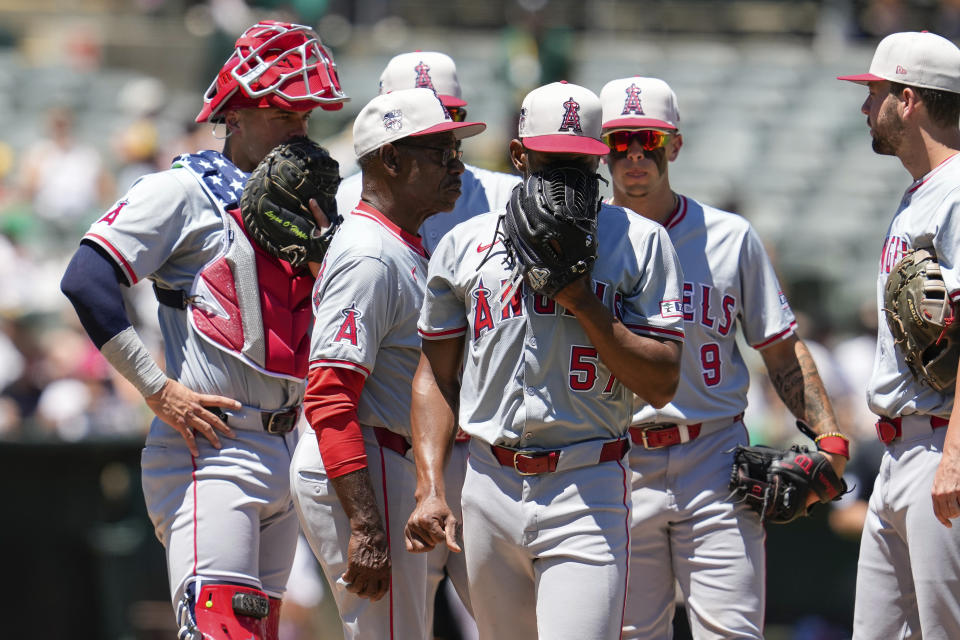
[602, 129, 672, 153]
[446, 106, 467, 122]
[395, 140, 463, 165]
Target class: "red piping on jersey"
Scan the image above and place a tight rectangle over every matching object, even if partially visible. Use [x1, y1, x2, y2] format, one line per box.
[379, 448, 395, 639]
[191, 454, 199, 579]
[309, 358, 371, 378]
[617, 457, 630, 639]
[624, 323, 685, 339]
[84, 233, 138, 284]
[352, 202, 428, 259]
[950, 289, 960, 302]
[907, 152, 960, 194]
[752, 322, 797, 349]
[663, 195, 687, 230]
[419, 326, 468, 339]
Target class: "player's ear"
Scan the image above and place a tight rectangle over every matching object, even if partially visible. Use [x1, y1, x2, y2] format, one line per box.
[667, 133, 683, 162]
[379, 143, 403, 177]
[509, 139, 527, 173]
[225, 111, 241, 134]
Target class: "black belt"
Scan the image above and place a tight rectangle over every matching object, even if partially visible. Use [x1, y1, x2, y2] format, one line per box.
[208, 406, 300, 434]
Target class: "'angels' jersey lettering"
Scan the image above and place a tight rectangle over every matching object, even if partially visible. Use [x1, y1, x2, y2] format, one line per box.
[632, 196, 796, 425]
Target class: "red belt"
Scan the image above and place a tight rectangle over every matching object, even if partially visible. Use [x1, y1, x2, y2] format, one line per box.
[875, 415, 949, 445]
[491, 438, 629, 475]
[630, 413, 743, 450]
[373, 426, 411, 457]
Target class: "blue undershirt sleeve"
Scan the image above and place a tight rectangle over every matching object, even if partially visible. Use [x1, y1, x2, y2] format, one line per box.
[60, 242, 133, 349]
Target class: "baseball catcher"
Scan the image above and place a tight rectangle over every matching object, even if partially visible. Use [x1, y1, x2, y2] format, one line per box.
[883, 247, 960, 392]
[494, 166, 603, 298]
[728, 443, 847, 524]
[240, 136, 342, 269]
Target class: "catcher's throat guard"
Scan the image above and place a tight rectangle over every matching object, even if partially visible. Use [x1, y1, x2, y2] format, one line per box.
[500, 166, 602, 297]
[884, 248, 960, 392]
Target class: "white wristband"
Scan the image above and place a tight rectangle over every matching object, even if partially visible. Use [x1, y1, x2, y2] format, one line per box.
[101, 327, 168, 397]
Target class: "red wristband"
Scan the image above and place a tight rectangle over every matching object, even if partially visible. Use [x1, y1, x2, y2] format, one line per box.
[815, 434, 850, 460]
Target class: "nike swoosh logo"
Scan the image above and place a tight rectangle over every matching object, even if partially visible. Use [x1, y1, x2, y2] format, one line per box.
[477, 239, 501, 253]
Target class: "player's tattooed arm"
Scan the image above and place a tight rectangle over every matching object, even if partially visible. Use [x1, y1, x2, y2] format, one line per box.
[330, 469, 391, 600]
[761, 335, 847, 477]
[406, 338, 465, 554]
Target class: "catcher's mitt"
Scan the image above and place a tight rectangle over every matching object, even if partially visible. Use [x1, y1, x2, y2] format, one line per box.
[728, 444, 847, 524]
[240, 136, 342, 269]
[884, 247, 960, 392]
[499, 167, 601, 297]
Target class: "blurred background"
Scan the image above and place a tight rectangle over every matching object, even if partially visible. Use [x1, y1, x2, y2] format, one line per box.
[0, 0, 943, 638]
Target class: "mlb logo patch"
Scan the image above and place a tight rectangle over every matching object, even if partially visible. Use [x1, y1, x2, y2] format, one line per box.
[660, 299, 683, 318]
[383, 110, 403, 131]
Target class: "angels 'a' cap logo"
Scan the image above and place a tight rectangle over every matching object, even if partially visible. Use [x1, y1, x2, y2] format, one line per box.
[559, 97, 583, 133]
[383, 109, 403, 131]
[414, 61, 435, 90]
[621, 83, 645, 116]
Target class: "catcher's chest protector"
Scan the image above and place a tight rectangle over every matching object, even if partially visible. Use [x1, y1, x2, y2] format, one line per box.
[188, 207, 314, 381]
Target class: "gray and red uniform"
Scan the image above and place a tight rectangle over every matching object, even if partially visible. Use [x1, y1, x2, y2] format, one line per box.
[290, 201, 432, 640]
[623, 196, 796, 639]
[853, 154, 960, 638]
[419, 204, 685, 640]
[83, 150, 310, 620]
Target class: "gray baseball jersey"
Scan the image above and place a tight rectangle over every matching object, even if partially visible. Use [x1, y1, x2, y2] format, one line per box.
[336, 163, 521, 253]
[623, 196, 793, 639]
[854, 154, 960, 640]
[633, 195, 797, 424]
[290, 200, 432, 640]
[868, 155, 960, 418]
[83, 151, 303, 609]
[420, 204, 685, 448]
[420, 202, 684, 639]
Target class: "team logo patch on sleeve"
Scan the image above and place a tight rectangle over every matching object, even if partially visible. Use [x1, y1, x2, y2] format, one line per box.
[332, 303, 362, 347]
[660, 299, 683, 318]
[778, 291, 790, 311]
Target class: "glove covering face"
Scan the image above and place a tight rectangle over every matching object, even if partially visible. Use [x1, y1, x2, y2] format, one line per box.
[500, 166, 601, 297]
[240, 136, 342, 269]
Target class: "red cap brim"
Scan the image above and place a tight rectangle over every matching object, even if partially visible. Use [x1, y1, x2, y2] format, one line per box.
[438, 94, 467, 108]
[522, 134, 610, 156]
[412, 120, 486, 139]
[601, 117, 677, 131]
[837, 73, 884, 84]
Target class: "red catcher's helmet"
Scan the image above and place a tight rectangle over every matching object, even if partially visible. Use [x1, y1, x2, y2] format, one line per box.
[196, 20, 348, 123]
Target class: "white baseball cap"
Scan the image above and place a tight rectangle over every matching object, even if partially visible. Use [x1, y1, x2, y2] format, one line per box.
[518, 81, 609, 155]
[353, 88, 485, 159]
[379, 51, 466, 107]
[600, 76, 680, 132]
[838, 31, 960, 94]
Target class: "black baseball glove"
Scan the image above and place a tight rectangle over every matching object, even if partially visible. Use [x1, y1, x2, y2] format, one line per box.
[499, 167, 601, 297]
[728, 444, 847, 524]
[884, 247, 960, 392]
[240, 136, 342, 269]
